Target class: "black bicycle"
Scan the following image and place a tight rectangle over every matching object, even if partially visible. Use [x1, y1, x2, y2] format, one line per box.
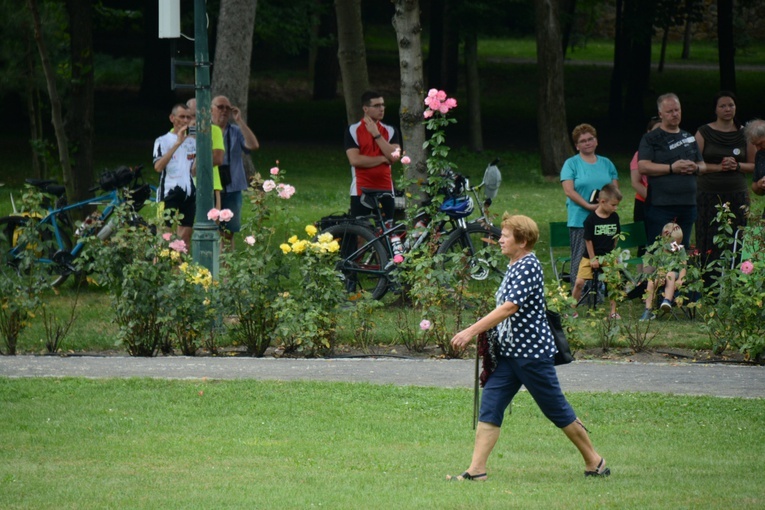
[0, 165, 153, 286]
[318, 160, 504, 300]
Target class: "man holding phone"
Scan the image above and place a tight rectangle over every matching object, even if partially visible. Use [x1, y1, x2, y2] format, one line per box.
[211, 95, 260, 250]
[344, 90, 401, 221]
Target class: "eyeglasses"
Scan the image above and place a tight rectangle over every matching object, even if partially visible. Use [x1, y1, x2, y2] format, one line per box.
[367, 103, 385, 109]
[214, 104, 231, 111]
[577, 137, 596, 144]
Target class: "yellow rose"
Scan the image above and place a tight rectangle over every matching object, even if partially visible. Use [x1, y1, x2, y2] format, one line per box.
[292, 240, 308, 254]
[288, 235, 299, 245]
[317, 232, 334, 244]
[327, 241, 340, 253]
[280, 243, 292, 254]
[305, 224, 318, 237]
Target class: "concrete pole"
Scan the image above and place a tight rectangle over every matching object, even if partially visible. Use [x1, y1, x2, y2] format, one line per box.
[191, 0, 220, 277]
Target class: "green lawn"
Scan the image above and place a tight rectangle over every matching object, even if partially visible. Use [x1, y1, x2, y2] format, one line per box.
[1, 378, 763, 509]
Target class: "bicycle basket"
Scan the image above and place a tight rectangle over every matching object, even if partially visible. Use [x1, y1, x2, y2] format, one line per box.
[440, 196, 474, 219]
[99, 166, 134, 191]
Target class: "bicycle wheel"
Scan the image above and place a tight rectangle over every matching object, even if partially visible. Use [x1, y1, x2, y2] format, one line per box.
[322, 222, 390, 300]
[0, 215, 74, 287]
[436, 222, 503, 287]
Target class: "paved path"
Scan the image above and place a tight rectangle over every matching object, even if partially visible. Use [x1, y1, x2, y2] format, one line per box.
[1, 356, 763, 398]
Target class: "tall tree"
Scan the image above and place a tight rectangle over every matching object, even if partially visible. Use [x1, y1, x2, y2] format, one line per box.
[335, 0, 369, 123]
[65, 0, 95, 205]
[534, 0, 572, 177]
[607, 0, 625, 126]
[26, 0, 73, 201]
[212, 0, 258, 118]
[392, 0, 427, 201]
[717, 0, 736, 92]
[623, 0, 656, 122]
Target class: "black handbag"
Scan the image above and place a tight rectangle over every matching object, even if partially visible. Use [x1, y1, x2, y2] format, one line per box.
[547, 309, 575, 366]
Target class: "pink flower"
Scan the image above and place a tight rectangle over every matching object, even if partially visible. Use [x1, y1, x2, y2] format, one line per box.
[741, 260, 754, 274]
[169, 239, 187, 253]
[419, 319, 432, 331]
[401, 156, 411, 165]
[207, 208, 220, 221]
[427, 88, 438, 98]
[423, 109, 434, 119]
[263, 180, 276, 192]
[278, 184, 296, 199]
[219, 209, 234, 222]
[445, 98, 457, 109]
[436, 90, 447, 101]
[244, 236, 256, 246]
[162, 232, 172, 241]
[270, 167, 279, 175]
[393, 254, 404, 264]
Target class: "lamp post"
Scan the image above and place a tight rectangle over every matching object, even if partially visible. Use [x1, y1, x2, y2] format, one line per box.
[191, 0, 219, 276]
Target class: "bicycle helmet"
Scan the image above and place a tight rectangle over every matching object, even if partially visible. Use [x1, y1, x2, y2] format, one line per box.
[440, 196, 474, 219]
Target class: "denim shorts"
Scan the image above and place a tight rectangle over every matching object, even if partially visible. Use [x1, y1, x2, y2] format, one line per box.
[479, 356, 577, 428]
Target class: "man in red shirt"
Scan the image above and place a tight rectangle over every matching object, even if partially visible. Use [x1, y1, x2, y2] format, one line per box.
[344, 90, 402, 221]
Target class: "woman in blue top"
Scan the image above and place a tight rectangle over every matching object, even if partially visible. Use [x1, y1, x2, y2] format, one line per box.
[560, 124, 619, 287]
[447, 214, 610, 482]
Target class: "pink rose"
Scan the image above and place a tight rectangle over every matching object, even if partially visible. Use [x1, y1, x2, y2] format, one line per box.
[401, 156, 411, 165]
[169, 239, 187, 253]
[278, 184, 295, 199]
[445, 98, 457, 109]
[263, 180, 276, 192]
[270, 166, 279, 175]
[427, 88, 438, 98]
[419, 319, 432, 331]
[219, 209, 234, 222]
[244, 236, 256, 246]
[423, 109, 434, 119]
[393, 254, 404, 264]
[207, 208, 220, 221]
[741, 260, 754, 274]
[162, 232, 172, 241]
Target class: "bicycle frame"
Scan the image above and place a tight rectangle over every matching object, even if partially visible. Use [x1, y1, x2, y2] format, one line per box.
[9, 189, 121, 267]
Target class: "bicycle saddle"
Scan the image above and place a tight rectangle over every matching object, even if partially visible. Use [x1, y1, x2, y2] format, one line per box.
[25, 179, 66, 197]
[359, 188, 393, 210]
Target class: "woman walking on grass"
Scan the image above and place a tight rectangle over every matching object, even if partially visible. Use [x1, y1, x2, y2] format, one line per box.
[447, 214, 610, 482]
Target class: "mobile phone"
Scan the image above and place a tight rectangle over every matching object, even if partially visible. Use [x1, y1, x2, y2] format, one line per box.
[188, 125, 196, 136]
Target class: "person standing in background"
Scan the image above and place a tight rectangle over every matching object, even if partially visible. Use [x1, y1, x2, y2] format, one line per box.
[212, 95, 260, 249]
[560, 123, 619, 289]
[694, 91, 755, 279]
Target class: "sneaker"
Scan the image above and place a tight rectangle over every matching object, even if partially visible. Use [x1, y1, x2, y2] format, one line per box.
[660, 298, 672, 311]
[609, 312, 621, 320]
[639, 309, 655, 321]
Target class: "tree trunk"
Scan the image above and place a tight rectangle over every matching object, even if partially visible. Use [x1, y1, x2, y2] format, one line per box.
[212, 0, 258, 119]
[717, 0, 736, 92]
[392, 0, 427, 203]
[623, 0, 656, 123]
[335, 0, 369, 124]
[26, 0, 73, 196]
[66, 0, 95, 208]
[658, 25, 669, 73]
[464, 29, 482, 153]
[681, 11, 692, 59]
[534, 0, 572, 178]
[560, 0, 578, 56]
[607, 0, 624, 126]
[24, 30, 44, 179]
[311, 0, 339, 100]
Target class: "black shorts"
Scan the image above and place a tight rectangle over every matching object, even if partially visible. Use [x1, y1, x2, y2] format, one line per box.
[162, 186, 196, 228]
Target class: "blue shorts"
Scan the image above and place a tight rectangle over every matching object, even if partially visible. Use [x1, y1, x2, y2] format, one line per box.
[220, 191, 243, 233]
[479, 356, 577, 428]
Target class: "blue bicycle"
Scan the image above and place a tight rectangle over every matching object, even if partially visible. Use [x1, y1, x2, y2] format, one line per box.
[0, 165, 154, 287]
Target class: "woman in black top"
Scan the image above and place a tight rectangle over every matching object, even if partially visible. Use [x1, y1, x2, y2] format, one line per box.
[694, 91, 755, 273]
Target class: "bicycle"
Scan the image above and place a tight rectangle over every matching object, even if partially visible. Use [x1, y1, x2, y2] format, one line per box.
[318, 160, 504, 300]
[0, 165, 153, 287]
